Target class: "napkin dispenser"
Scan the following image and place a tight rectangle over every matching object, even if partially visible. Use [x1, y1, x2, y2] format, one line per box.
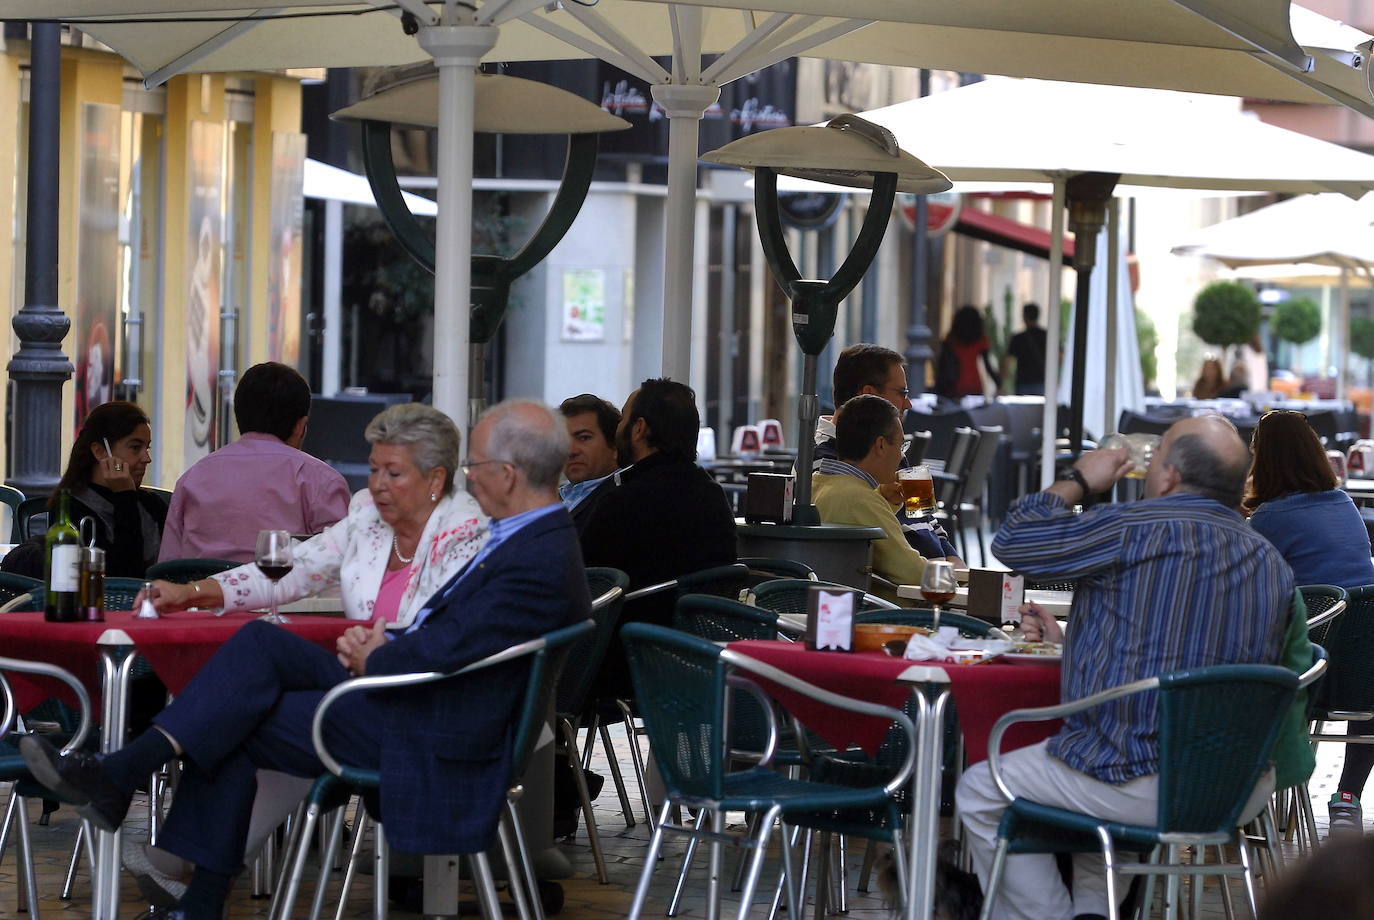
[805, 585, 858, 651]
[966, 568, 1023, 625]
[744, 472, 794, 524]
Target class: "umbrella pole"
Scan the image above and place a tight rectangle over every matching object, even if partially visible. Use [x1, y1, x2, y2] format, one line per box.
[1039, 179, 1066, 488]
[1339, 266, 1351, 401]
[651, 84, 720, 384]
[418, 24, 498, 436]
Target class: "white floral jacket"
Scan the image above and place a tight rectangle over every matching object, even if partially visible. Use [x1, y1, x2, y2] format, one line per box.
[211, 489, 488, 627]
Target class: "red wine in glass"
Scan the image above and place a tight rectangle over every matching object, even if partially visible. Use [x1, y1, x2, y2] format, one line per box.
[255, 529, 294, 623]
[257, 563, 294, 582]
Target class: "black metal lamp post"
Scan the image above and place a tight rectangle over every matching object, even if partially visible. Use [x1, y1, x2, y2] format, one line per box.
[8, 22, 73, 497]
[1064, 171, 1120, 456]
[703, 116, 951, 524]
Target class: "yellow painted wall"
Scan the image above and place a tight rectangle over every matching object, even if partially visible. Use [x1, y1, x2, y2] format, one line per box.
[160, 74, 226, 477]
[249, 75, 304, 366]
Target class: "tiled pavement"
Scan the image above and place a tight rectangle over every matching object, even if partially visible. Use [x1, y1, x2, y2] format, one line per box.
[0, 725, 1359, 919]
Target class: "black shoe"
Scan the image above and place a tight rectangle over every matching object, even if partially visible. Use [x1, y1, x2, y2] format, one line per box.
[19, 735, 132, 832]
[584, 769, 605, 801]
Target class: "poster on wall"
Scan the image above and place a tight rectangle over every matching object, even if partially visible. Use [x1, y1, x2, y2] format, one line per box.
[562, 269, 606, 342]
[74, 102, 121, 430]
[267, 132, 305, 366]
[184, 120, 223, 465]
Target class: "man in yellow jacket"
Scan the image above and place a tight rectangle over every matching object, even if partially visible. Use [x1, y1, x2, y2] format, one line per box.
[812, 394, 929, 602]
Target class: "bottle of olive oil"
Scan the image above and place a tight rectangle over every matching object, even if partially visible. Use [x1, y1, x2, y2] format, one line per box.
[44, 490, 81, 622]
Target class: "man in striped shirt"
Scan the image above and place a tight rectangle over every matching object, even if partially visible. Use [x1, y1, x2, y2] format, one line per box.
[957, 415, 1293, 920]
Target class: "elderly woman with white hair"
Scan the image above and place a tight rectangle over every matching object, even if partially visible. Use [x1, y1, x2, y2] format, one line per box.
[144, 402, 487, 625]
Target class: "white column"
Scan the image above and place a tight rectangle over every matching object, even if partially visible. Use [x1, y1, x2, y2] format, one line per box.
[651, 83, 719, 384]
[1040, 180, 1067, 489]
[322, 198, 342, 396]
[418, 24, 498, 435]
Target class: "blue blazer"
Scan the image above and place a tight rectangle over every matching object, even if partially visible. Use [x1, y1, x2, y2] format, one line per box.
[364, 506, 589, 854]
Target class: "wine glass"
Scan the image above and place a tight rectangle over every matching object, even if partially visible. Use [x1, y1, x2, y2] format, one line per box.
[255, 529, 294, 624]
[920, 560, 958, 633]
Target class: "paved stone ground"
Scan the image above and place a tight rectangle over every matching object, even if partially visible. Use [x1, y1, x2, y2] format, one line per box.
[0, 723, 1357, 919]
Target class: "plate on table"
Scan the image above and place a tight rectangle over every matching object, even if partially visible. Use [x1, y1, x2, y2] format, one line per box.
[1000, 642, 1063, 664]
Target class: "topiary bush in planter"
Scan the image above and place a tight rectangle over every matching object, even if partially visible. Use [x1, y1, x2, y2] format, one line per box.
[1191, 281, 1261, 348]
[1272, 296, 1321, 347]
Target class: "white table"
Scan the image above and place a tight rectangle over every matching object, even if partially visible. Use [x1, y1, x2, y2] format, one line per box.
[896, 585, 1074, 619]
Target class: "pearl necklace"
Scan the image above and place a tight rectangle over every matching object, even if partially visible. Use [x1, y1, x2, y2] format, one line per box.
[392, 535, 415, 564]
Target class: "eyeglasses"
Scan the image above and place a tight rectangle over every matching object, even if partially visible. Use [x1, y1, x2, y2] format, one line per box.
[886, 385, 910, 399]
[460, 458, 511, 476]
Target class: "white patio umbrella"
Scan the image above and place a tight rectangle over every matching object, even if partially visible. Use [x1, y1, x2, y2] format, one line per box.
[1173, 192, 1374, 398]
[10, 1, 1374, 444]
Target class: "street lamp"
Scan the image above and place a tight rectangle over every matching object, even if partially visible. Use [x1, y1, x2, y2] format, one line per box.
[703, 115, 949, 523]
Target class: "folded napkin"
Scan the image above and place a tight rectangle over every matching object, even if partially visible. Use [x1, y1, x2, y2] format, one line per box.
[902, 626, 1014, 661]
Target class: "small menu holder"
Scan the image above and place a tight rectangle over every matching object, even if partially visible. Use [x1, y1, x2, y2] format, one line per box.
[967, 569, 1024, 625]
[744, 473, 795, 524]
[805, 585, 858, 652]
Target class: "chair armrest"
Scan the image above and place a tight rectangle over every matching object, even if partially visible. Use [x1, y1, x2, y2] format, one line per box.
[721, 649, 918, 795]
[592, 585, 623, 612]
[623, 578, 679, 602]
[774, 617, 806, 638]
[1298, 650, 1328, 689]
[725, 675, 780, 767]
[0, 656, 93, 753]
[0, 592, 37, 614]
[311, 633, 552, 777]
[985, 675, 1159, 803]
[1305, 599, 1346, 632]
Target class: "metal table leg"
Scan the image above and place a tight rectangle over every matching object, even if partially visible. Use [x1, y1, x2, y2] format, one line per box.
[93, 640, 137, 920]
[900, 669, 951, 920]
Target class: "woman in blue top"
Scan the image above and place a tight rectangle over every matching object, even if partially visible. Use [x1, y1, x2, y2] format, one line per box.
[1245, 409, 1374, 837]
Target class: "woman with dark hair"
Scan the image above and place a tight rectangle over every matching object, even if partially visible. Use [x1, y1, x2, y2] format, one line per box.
[1245, 409, 1374, 837]
[4, 401, 166, 578]
[934, 305, 1000, 399]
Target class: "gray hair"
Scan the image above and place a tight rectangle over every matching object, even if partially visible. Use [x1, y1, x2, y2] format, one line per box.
[365, 403, 462, 494]
[482, 399, 569, 491]
[1165, 432, 1250, 508]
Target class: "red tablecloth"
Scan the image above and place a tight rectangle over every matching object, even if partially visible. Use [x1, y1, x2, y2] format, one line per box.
[727, 640, 1062, 763]
[1, 610, 353, 712]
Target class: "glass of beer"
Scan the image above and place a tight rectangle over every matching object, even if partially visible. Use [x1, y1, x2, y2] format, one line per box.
[1098, 432, 1161, 480]
[897, 465, 936, 518]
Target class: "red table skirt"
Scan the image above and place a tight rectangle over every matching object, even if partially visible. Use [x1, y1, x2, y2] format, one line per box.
[727, 640, 1062, 764]
[1, 610, 353, 713]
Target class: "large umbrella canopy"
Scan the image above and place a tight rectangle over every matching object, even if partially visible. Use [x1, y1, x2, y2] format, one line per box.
[1171, 192, 1374, 267]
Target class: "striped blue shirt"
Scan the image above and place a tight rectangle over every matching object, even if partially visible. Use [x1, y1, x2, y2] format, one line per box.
[992, 491, 1293, 783]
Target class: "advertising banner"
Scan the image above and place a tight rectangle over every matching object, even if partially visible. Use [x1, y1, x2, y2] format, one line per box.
[74, 102, 121, 429]
[184, 120, 223, 464]
[267, 132, 306, 365]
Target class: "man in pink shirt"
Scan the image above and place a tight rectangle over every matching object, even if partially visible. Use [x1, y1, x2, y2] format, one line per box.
[158, 363, 351, 563]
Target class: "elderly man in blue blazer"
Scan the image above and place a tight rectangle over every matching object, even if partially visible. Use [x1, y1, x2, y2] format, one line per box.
[21, 400, 590, 920]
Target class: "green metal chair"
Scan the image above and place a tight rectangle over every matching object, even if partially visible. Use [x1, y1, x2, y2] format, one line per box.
[0, 485, 25, 544]
[0, 655, 93, 918]
[855, 608, 1000, 638]
[747, 577, 898, 616]
[15, 497, 47, 542]
[272, 618, 595, 920]
[552, 567, 628, 884]
[738, 556, 817, 585]
[4, 577, 147, 615]
[674, 594, 801, 642]
[145, 558, 239, 584]
[1300, 584, 1348, 646]
[0, 574, 42, 612]
[622, 562, 751, 606]
[621, 622, 917, 920]
[979, 661, 1319, 920]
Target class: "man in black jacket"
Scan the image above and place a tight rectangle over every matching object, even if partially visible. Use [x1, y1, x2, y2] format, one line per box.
[581, 378, 737, 699]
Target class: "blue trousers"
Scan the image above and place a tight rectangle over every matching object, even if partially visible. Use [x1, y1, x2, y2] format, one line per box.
[152, 620, 385, 875]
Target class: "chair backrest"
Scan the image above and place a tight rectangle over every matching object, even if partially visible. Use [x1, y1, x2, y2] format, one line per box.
[105, 577, 148, 611]
[146, 558, 240, 584]
[1312, 584, 1374, 714]
[1300, 584, 1348, 646]
[555, 568, 629, 718]
[17, 496, 48, 542]
[508, 619, 596, 784]
[142, 487, 174, 510]
[675, 563, 750, 603]
[674, 594, 782, 642]
[1155, 664, 1298, 835]
[855, 608, 996, 638]
[960, 425, 1005, 502]
[0, 484, 24, 544]
[935, 427, 979, 505]
[0, 573, 42, 609]
[1118, 410, 1174, 437]
[748, 578, 893, 616]
[622, 622, 729, 801]
[905, 430, 932, 466]
[738, 556, 816, 584]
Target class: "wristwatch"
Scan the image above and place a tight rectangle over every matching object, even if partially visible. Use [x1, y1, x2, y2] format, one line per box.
[1056, 466, 1091, 494]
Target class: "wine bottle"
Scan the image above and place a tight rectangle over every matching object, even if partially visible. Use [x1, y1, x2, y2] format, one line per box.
[44, 490, 81, 622]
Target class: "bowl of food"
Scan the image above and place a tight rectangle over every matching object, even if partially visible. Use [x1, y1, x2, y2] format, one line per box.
[854, 622, 931, 655]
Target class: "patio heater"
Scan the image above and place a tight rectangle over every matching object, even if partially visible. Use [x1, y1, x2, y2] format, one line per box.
[1064, 172, 1120, 456]
[703, 116, 951, 524]
[332, 67, 629, 421]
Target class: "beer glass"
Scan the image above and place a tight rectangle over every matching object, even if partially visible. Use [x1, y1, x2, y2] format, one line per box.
[897, 465, 937, 518]
[1098, 432, 1160, 479]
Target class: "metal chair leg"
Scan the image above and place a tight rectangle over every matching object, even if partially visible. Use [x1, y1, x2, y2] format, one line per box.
[268, 802, 307, 920]
[468, 851, 504, 920]
[735, 804, 781, 920]
[813, 831, 832, 920]
[332, 809, 371, 920]
[777, 821, 804, 920]
[307, 808, 347, 920]
[271, 801, 321, 920]
[1215, 845, 1237, 920]
[616, 699, 655, 827]
[707, 809, 726, 920]
[834, 834, 848, 913]
[15, 793, 40, 918]
[1237, 836, 1260, 918]
[61, 820, 84, 899]
[628, 801, 675, 920]
[668, 807, 709, 916]
[496, 812, 536, 920]
[977, 839, 1010, 920]
[504, 793, 546, 920]
[856, 840, 877, 893]
[598, 722, 636, 828]
[560, 717, 609, 884]
[0, 786, 17, 865]
[373, 824, 388, 920]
